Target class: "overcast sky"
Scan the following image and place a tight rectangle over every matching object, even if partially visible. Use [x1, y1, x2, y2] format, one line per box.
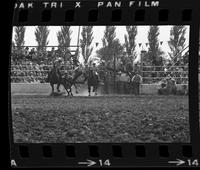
[12, 26, 190, 62]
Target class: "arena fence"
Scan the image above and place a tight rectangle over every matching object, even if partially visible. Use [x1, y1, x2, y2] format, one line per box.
[10, 64, 188, 83]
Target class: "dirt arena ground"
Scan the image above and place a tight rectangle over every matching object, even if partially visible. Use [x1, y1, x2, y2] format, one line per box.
[11, 95, 190, 143]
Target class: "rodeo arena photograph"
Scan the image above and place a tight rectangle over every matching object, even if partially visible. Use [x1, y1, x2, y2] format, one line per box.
[10, 25, 190, 143]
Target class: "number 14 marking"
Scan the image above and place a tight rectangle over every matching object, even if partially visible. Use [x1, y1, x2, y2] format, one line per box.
[99, 159, 111, 166]
[187, 159, 199, 166]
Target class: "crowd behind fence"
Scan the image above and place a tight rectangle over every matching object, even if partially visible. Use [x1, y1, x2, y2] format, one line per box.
[10, 62, 189, 85]
[141, 66, 188, 84]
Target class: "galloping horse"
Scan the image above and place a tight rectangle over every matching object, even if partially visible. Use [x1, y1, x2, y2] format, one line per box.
[47, 65, 62, 93]
[84, 69, 99, 96]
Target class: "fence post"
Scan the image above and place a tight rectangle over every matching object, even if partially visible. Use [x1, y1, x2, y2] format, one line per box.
[113, 53, 116, 94]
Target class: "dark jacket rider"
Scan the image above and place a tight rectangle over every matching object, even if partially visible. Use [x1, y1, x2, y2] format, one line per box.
[52, 60, 62, 80]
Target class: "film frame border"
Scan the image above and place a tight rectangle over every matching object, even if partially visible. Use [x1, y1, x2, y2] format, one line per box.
[9, 0, 200, 167]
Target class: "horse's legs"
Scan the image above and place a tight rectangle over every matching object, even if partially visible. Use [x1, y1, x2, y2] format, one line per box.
[94, 86, 98, 96]
[70, 88, 73, 96]
[50, 83, 54, 94]
[93, 86, 95, 92]
[88, 85, 91, 96]
[73, 83, 78, 94]
[57, 83, 61, 92]
[65, 88, 69, 96]
[64, 87, 70, 96]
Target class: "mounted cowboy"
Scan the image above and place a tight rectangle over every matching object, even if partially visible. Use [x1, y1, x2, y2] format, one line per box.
[54, 58, 63, 78]
[91, 63, 100, 82]
[47, 58, 63, 93]
[82, 63, 100, 96]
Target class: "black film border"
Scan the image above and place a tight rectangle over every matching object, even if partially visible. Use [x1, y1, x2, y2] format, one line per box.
[9, 0, 200, 168]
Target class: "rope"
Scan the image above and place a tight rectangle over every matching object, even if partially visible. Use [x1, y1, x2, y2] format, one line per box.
[164, 46, 189, 71]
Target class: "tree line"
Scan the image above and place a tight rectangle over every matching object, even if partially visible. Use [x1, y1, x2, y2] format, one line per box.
[13, 25, 188, 69]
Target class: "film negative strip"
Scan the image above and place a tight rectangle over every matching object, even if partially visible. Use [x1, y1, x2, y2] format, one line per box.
[9, 0, 200, 168]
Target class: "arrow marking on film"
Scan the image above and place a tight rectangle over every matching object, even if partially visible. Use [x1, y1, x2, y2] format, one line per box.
[168, 159, 185, 166]
[78, 159, 96, 167]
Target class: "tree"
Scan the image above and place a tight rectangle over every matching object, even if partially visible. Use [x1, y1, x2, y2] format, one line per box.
[147, 26, 164, 67]
[11, 41, 16, 52]
[35, 26, 49, 54]
[124, 26, 137, 59]
[57, 26, 72, 62]
[122, 26, 138, 75]
[14, 26, 25, 51]
[168, 26, 187, 65]
[80, 26, 94, 65]
[97, 26, 123, 62]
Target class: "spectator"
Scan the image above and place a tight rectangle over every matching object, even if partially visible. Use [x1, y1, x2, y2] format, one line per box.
[131, 72, 142, 95]
[24, 47, 29, 56]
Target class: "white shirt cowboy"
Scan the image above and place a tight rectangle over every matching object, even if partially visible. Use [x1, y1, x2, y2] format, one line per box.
[131, 74, 142, 83]
[91, 64, 99, 76]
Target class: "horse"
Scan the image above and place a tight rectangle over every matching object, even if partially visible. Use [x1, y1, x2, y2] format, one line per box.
[84, 69, 100, 96]
[47, 67, 81, 96]
[47, 67, 62, 93]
